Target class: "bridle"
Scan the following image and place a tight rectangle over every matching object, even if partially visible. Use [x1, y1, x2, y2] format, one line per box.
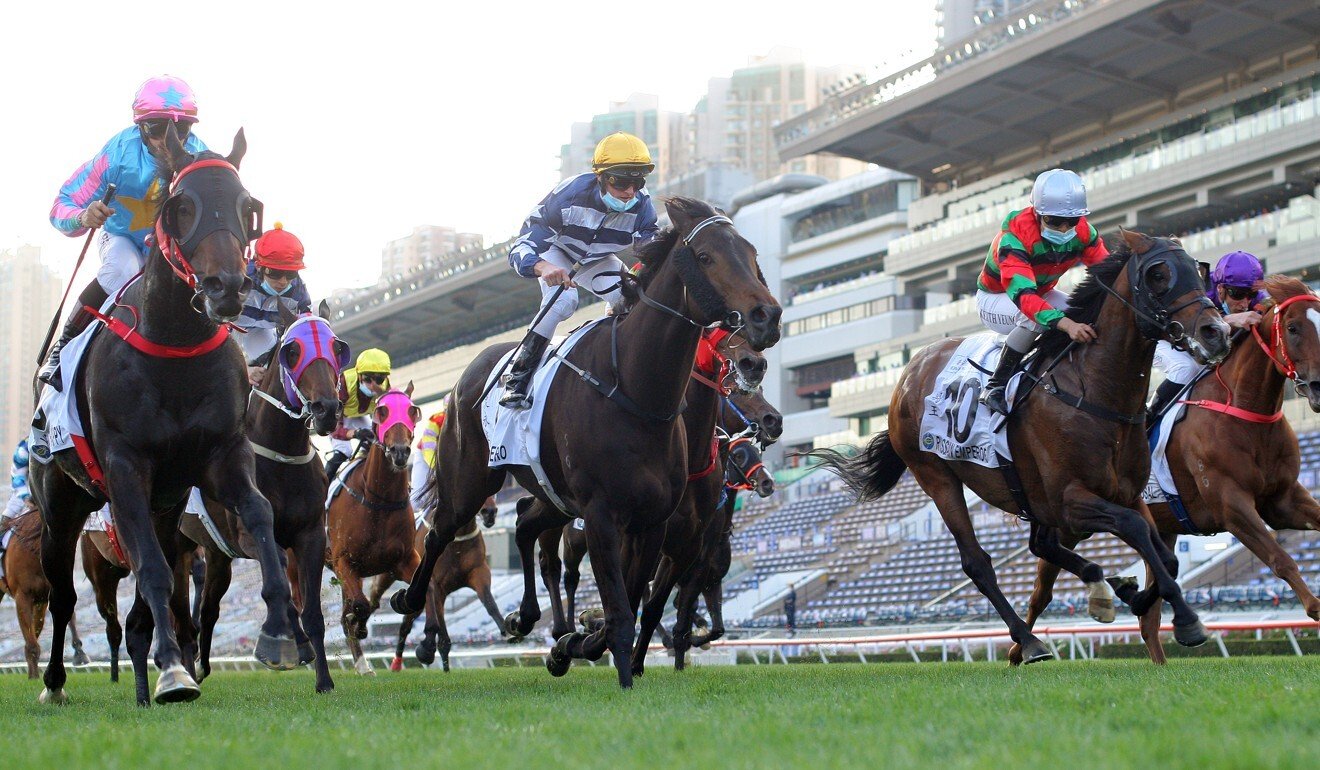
[249, 315, 348, 428]
[1095, 242, 1219, 358]
[723, 425, 767, 492]
[1252, 293, 1320, 385]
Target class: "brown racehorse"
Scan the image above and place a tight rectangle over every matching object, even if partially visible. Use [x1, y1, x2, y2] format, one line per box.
[389, 499, 503, 672]
[180, 308, 345, 692]
[1, 507, 88, 678]
[325, 385, 422, 676]
[79, 525, 131, 681]
[811, 232, 1231, 662]
[392, 197, 780, 688]
[1013, 274, 1320, 664]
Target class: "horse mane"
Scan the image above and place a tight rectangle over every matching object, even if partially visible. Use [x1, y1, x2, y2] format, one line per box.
[1034, 240, 1134, 360]
[623, 196, 720, 305]
[1259, 274, 1315, 308]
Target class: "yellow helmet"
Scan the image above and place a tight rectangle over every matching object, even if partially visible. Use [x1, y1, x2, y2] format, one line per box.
[592, 132, 655, 175]
[355, 348, 391, 375]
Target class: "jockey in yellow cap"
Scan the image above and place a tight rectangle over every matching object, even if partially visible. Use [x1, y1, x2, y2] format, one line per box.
[326, 348, 392, 480]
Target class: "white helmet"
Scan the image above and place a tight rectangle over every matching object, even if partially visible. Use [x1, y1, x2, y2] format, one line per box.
[1031, 169, 1089, 217]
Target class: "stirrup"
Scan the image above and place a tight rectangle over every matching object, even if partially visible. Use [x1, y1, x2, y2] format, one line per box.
[499, 382, 533, 410]
[37, 357, 63, 392]
[982, 385, 1010, 415]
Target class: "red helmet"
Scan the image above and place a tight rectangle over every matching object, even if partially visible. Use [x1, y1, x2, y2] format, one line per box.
[254, 222, 306, 271]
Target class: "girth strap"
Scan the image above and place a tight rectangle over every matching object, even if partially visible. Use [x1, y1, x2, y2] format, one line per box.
[995, 452, 1037, 523]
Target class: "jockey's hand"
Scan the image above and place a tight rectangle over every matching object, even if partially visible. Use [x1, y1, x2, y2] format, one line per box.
[534, 261, 576, 288]
[353, 427, 376, 442]
[247, 365, 266, 387]
[79, 201, 114, 229]
[1224, 310, 1262, 329]
[1057, 318, 1098, 344]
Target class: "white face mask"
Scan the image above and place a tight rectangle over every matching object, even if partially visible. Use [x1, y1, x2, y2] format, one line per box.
[1041, 226, 1075, 245]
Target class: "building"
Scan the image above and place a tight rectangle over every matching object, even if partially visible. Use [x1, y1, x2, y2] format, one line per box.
[0, 245, 62, 454]
[380, 226, 483, 284]
[559, 93, 690, 188]
[749, 0, 1320, 459]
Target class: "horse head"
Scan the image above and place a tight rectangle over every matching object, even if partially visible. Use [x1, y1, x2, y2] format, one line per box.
[372, 383, 421, 472]
[657, 197, 781, 351]
[1116, 230, 1231, 364]
[726, 389, 783, 445]
[479, 497, 498, 528]
[274, 302, 350, 435]
[715, 330, 767, 392]
[1258, 275, 1320, 411]
[726, 434, 774, 498]
[155, 126, 261, 322]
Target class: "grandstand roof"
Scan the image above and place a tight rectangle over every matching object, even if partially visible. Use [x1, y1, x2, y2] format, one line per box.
[775, 0, 1320, 183]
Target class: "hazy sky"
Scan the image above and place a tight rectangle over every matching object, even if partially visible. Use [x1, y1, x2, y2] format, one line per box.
[0, 2, 935, 294]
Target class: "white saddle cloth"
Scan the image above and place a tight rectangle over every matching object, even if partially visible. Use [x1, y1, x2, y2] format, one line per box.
[916, 333, 1017, 469]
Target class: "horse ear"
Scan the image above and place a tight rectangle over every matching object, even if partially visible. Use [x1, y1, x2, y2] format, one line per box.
[405, 380, 414, 397]
[1119, 227, 1155, 255]
[318, 299, 331, 321]
[409, 405, 423, 426]
[160, 123, 192, 175]
[277, 300, 298, 329]
[664, 197, 694, 234]
[373, 404, 388, 424]
[227, 128, 247, 170]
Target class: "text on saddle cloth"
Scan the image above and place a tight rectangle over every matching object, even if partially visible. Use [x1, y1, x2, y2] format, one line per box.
[480, 319, 605, 517]
[917, 333, 1016, 469]
[29, 299, 107, 469]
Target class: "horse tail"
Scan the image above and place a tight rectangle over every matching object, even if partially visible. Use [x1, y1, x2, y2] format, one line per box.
[803, 430, 907, 502]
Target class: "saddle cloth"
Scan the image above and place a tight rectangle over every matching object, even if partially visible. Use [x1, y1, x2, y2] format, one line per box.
[182, 489, 243, 559]
[28, 319, 101, 466]
[1143, 399, 1190, 505]
[917, 333, 1016, 469]
[325, 458, 365, 508]
[479, 320, 604, 516]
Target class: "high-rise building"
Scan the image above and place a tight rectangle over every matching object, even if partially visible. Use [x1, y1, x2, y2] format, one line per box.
[0, 245, 62, 454]
[380, 226, 483, 283]
[559, 93, 690, 187]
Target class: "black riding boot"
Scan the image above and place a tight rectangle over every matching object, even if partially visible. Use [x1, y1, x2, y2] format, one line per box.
[38, 281, 110, 392]
[1147, 379, 1184, 425]
[981, 345, 1027, 415]
[324, 450, 350, 481]
[499, 333, 551, 410]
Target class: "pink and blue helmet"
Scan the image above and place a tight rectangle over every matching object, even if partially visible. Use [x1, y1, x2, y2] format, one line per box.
[132, 75, 199, 124]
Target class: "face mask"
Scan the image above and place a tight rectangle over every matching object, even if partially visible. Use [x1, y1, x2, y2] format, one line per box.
[602, 191, 638, 213]
[358, 383, 376, 398]
[1041, 226, 1075, 246]
[262, 279, 292, 296]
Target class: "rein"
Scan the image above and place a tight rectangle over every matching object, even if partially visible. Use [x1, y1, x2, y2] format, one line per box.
[1251, 294, 1320, 381]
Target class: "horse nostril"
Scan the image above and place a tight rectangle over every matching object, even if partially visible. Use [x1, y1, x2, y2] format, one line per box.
[750, 306, 768, 324]
[201, 276, 224, 296]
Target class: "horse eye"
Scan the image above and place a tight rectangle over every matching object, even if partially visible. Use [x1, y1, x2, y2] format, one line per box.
[1288, 324, 1299, 335]
[697, 252, 713, 266]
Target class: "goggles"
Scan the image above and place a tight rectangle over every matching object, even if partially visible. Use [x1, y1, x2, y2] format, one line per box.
[141, 119, 191, 140]
[360, 373, 388, 385]
[1040, 215, 1080, 229]
[604, 174, 646, 191]
[1223, 285, 1256, 301]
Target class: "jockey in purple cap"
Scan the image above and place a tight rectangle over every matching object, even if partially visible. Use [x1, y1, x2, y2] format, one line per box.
[1149, 250, 1266, 420]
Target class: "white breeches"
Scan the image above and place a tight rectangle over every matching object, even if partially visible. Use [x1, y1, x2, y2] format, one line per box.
[531, 245, 625, 338]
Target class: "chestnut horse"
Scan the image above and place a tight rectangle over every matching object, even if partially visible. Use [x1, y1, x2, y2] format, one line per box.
[811, 232, 1231, 662]
[1, 507, 88, 678]
[79, 526, 131, 681]
[392, 197, 780, 688]
[1014, 274, 1320, 664]
[180, 308, 346, 692]
[31, 129, 298, 706]
[325, 386, 422, 676]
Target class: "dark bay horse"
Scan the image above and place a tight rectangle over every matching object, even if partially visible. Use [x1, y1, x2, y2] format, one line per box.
[1013, 274, 1320, 664]
[325, 386, 421, 676]
[180, 308, 345, 692]
[31, 128, 298, 706]
[392, 197, 780, 687]
[391, 502, 503, 672]
[811, 232, 1231, 663]
[1, 507, 88, 677]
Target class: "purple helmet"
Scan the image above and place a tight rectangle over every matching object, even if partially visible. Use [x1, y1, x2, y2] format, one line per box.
[1211, 251, 1263, 288]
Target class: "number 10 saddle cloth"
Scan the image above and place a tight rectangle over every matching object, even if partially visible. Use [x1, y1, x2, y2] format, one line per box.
[916, 333, 1017, 469]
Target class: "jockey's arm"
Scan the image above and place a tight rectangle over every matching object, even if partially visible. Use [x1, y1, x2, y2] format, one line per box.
[51, 136, 120, 237]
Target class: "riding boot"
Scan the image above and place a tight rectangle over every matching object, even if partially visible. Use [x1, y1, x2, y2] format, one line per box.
[499, 333, 551, 410]
[981, 345, 1027, 416]
[324, 450, 350, 481]
[1146, 379, 1184, 425]
[39, 282, 110, 393]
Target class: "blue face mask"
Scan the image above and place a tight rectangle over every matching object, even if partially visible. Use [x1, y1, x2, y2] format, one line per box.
[1041, 226, 1075, 246]
[602, 191, 638, 213]
[358, 383, 375, 398]
[262, 279, 292, 296]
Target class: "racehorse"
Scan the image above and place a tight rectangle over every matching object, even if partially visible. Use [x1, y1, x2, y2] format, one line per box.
[388, 500, 503, 672]
[30, 128, 299, 706]
[325, 385, 422, 676]
[0, 506, 89, 678]
[79, 526, 130, 681]
[810, 231, 1231, 663]
[181, 307, 346, 692]
[1012, 274, 1320, 664]
[391, 197, 780, 688]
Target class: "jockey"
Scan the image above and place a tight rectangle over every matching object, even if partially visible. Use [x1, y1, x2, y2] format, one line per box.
[240, 222, 313, 386]
[409, 405, 446, 514]
[0, 440, 31, 544]
[40, 75, 208, 390]
[1148, 250, 1265, 420]
[976, 169, 1110, 414]
[325, 348, 392, 480]
[499, 132, 660, 409]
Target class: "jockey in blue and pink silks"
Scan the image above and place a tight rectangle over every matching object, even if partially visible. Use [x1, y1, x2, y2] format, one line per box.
[1148, 250, 1267, 420]
[39, 75, 209, 390]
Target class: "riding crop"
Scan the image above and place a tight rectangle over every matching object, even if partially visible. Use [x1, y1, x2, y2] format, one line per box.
[37, 184, 117, 365]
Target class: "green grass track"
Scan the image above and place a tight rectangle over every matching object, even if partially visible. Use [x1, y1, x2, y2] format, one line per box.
[1, 658, 1317, 769]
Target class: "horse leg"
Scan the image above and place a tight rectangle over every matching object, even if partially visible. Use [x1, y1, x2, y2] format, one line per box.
[555, 510, 635, 688]
[84, 546, 126, 683]
[197, 550, 233, 682]
[69, 613, 89, 666]
[1137, 531, 1175, 665]
[391, 605, 421, 672]
[168, 537, 198, 680]
[291, 527, 333, 693]
[671, 574, 706, 671]
[416, 586, 441, 666]
[205, 446, 297, 670]
[472, 569, 507, 638]
[124, 590, 156, 705]
[507, 498, 563, 638]
[433, 598, 453, 673]
[538, 526, 569, 640]
[19, 591, 44, 679]
[1249, 484, 1320, 621]
[335, 566, 374, 676]
[38, 493, 89, 705]
[1028, 523, 1114, 622]
[564, 553, 582, 630]
[632, 556, 678, 677]
[701, 581, 725, 644]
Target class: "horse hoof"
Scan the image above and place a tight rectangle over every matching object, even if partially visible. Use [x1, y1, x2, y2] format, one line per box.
[503, 611, 526, 639]
[578, 609, 605, 633]
[298, 641, 316, 667]
[1007, 643, 1024, 667]
[354, 657, 375, 676]
[72, 651, 91, 667]
[1085, 581, 1116, 623]
[1020, 638, 1054, 664]
[255, 633, 301, 671]
[415, 644, 436, 666]
[154, 665, 201, 705]
[38, 688, 69, 706]
[1173, 620, 1208, 648]
[689, 629, 711, 648]
[389, 589, 415, 615]
[390, 656, 403, 672]
[546, 650, 571, 678]
[1106, 576, 1140, 605]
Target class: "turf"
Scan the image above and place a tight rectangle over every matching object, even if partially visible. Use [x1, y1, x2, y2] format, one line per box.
[1, 657, 1316, 769]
